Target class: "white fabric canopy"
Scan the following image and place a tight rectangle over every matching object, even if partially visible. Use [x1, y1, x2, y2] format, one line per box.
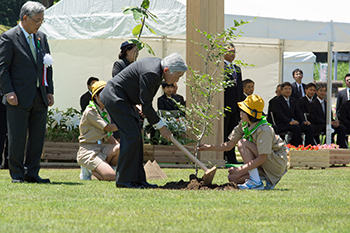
[283, 52, 316, 84]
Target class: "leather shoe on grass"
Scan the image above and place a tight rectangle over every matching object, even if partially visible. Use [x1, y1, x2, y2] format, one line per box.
[24, 176, 50, 183]
[116, 182, 144, 189]
[12, 178, 24, 183]
[137, 181, 158, 188]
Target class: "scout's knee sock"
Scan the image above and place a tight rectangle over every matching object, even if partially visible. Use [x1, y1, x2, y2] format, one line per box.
[248, 168, 261, 183]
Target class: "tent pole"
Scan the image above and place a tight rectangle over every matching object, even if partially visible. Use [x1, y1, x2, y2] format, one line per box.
[162, 36, 167, 58]
[279, 39, 285, 84]
[326, 41, 334, 145]
[334, 52, 338, 81]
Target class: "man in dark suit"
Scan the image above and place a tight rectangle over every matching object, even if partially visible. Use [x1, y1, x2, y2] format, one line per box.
[100, 53, 187, 189]
[79, 77, 99, 113]
[309, 84, 347, 148]
[297, 82, 316, 116]
[273, 82, 314, 146]
[336, 73, 350, 115]
[338, 99, 350, 134]
[291, 68, 306, 100]
[0, 1, 53, 183]
[223, 43, 244, 164]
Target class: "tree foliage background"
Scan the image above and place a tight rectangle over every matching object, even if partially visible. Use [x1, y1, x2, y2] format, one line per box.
[0, 0, 59, 28]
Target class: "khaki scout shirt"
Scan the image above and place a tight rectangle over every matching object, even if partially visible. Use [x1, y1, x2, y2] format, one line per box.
[78, 104, 111, 144]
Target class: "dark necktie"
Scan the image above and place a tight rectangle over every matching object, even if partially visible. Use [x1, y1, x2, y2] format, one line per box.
[322, 101, 325, 114]
[28, 34, 36, 63]
[298, 85, 302, 98]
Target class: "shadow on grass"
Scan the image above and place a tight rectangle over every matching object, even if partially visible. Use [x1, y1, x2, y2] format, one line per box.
[50, 182, 83, 185]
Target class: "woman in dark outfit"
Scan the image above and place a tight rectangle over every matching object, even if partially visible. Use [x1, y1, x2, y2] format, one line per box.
[112, 41, 139, 77]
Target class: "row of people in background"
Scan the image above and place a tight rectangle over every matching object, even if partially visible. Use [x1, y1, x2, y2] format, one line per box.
[267, 70, 350, 149]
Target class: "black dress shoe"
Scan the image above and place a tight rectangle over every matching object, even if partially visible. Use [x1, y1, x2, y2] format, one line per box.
[116, 182, 144, 189]
[12, 178, 24, 183]
[24, 176, 50, 183]
[137, 181, 158, 188]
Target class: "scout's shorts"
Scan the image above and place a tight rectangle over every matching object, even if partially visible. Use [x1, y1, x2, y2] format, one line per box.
[76, 143, 114, 170]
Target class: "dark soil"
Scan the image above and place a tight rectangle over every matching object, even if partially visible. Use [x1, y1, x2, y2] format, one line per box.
[158, 174, 239, 190]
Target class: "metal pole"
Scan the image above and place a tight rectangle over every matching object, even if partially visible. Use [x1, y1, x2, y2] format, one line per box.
[334, 52, 338, 81]
[326, 42, 334, 145]
[279, 39, 285, 83]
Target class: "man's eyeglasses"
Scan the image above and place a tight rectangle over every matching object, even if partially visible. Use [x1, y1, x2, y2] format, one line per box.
[30, 16, 45, 25]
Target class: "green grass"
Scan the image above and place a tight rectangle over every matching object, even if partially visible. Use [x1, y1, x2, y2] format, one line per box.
[1, 167, 350, 232]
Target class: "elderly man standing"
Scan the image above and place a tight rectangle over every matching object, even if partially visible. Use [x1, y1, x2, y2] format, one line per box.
[100, 53, 187, 189]
[0, 1, 54, 183]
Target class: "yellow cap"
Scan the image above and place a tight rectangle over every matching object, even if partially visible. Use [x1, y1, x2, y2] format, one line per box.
[91, 81, 106, 100]
[238, 94, 264, 119]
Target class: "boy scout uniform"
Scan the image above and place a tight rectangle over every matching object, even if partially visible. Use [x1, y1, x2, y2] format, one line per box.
[229, 121, 288, 186]
[77, 104, 114, 170]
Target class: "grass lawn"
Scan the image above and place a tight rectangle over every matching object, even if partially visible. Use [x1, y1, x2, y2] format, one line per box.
[1, 167, 350, 233]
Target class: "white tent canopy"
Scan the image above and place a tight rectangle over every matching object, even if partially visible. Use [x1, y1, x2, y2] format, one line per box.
[283, 52, 316, 84]
[41, 0, 350, 118]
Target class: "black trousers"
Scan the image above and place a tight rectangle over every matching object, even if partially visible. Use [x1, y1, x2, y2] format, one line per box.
[277, 123, 315, 146]
[7, 89, 47, 179]
[105, 101, 146, 183]
[314, 124, 347, 148]
[224, 110, 240, 162]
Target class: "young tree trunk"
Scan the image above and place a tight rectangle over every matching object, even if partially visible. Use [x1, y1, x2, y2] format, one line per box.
[40, 0, 54, 8]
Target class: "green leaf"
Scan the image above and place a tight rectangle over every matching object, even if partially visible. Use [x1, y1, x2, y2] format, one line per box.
[141, 0, 150, 9]
[128, 39, 140, 45]
[147, 11, 158, 22]
[131, 8, 143, 21]
[132, 24, 142, 37]
[145, 24, 156, 35]
[144, 42, 155, 56]
[136, 42, 144, 50]
[122, 7, 133, 15]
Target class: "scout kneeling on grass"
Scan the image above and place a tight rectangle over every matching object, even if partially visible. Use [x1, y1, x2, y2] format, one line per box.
[198, 94, 288, 190]
[77, 81, 120, 181]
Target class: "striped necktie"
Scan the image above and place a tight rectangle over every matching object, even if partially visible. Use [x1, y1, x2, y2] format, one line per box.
[28, 34, 37, 63]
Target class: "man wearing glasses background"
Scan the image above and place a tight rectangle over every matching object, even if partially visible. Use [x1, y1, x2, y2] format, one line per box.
[0, 1, 54, 183]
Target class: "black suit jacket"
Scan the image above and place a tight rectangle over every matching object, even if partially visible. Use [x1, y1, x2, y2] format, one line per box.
[157, 94, 181, 111]
[273, 95, 305, 125]
[297, 96, 314, 115]
[80, 91, 91, 113]
[224, 62, 243, 113]
[336, 88, 348, 114]
[338, 100, 350, 129]
[308, 99, 329, 125]
[112, 58, 130, 78]
[101, 57, 163, 125]
[0, 25, 53, 108]
[291, 82, 306, 100]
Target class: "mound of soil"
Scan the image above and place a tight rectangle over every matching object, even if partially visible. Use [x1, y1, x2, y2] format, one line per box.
[159, 174, 238, 190]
